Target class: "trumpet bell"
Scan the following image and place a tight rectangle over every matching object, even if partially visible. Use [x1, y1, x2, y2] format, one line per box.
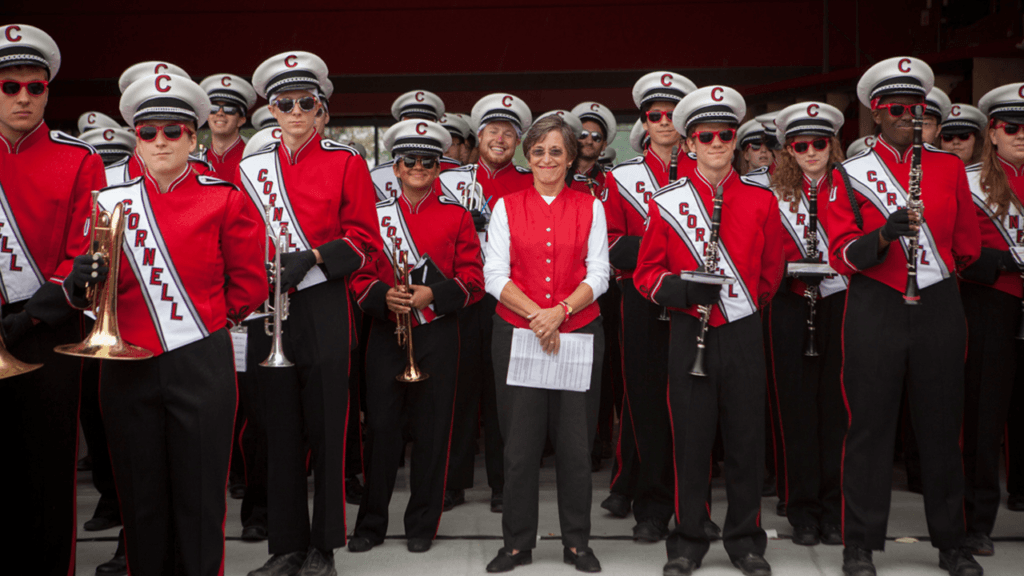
[0, 338, 42, 379]
[53, 337, 153, 360]
[259, 343, 294, 368]
[397, 363, 428, 383]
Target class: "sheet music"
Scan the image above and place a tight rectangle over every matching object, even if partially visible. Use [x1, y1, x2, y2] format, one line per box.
[231, 327, 248, 373]
[507, 328, 594, 392]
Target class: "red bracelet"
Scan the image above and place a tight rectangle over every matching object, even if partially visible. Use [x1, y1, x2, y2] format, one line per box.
[558, 301, 571, 322]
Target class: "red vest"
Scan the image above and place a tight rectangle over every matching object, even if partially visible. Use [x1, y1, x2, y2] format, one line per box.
[495, 187, 600, 332]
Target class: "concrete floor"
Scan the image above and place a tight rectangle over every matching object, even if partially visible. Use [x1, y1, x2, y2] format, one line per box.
[74, 458, 1024, 576]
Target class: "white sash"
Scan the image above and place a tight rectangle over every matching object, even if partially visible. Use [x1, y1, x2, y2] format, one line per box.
[375, 197, 438, 325]
[776, 190, 849, 298]
[370, 161, 401, 202]
[237, 145, 327, 291]
[610, 157, 659, 221]
[104, 156, 131, 186]
[652, 180, 758, 323]
[842, 150, 949, 289]
[437, 165, 490, 261]
[0, 181, 45, 304]
[966, 165, 1024, 248]
[98, 180, 208, 352]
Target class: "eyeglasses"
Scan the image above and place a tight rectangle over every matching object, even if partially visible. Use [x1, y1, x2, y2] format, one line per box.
[994, 122, 1021, 136]
[790, 138, 829, 153]
[940, 133, 973, 142]
[644, 110, 673, 124]
[399, 156, 438, 169]
[210, 104, 242, 116]
[578, 130, 604, 143]
[692, 129, 736, 144]
[274, 96, 317, 113]
[744, 142, 763, 151]
[1, 80, 48, 96]
[529, 147, 565, 158]
[135, 124, 191, 142]
[874, 102, 925, 118]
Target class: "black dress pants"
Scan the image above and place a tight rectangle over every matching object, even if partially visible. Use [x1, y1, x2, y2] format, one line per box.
[239, 319, 271, 529]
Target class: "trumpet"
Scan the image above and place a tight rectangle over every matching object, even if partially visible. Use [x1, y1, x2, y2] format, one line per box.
[0, 307, 43, 379]
[391, 237, 427, 383]
[260, 207, 293, 368]
[461, 165, 484, 212]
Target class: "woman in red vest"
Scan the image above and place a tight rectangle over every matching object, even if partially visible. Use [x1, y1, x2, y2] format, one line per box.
[482, 114, 610, 573]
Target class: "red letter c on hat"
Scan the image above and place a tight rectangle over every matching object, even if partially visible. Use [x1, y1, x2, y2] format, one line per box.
[103, 129, 114, 141]
[591, 103, 599, 111]
[154, 63, 167, 74]
[807, 104, 820, 117]
[155, 74, 172, 93]
[711, 87, 724, 102]
[1019, 85, 1024, 99]
[5, 26, 21, 42]
[221, 76, 232, 87]
[416, 122, 427, 135]
[87, 112, 96, 125]
[284, 55, 298, 68]
[951, 105, 961, 117]
[898, 58, 911, 73]
[661, 74, 673, 87]
[502, 96, 513, 107]
[415, 91, 425, 102]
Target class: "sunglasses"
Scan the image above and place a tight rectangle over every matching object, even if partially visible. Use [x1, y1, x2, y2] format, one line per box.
[790, 138, 829, 153]
[995, 122, 1021, 136]
[940, 133, 973, 142]
[744, 142, 763, 151]
[1, 80, 48, 96]
[274, 96, 317, 114]
[692, 129, 736, 144]
[529, 147, 565, 158]
[136, 124, 192, 142]
[400, 156, 438, 169]
[645, 110, 672, 123]
[874, 102, 925, 118]
[210, 104, 242, 116]
[578, 130, 604, 143]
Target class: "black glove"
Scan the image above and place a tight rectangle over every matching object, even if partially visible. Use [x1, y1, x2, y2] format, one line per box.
[684, 280, 721, 307]
[880, 208, 915, 242]
[278, 250, 317, 293]
[1, 310, 34, 347]
[68, 253, 108, 289]
[470, 209, 488, 232]
[997, 250, 1021, 272]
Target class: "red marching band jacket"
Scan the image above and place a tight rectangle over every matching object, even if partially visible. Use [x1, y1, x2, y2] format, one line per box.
[475, 160, 534, 211]
[199, 136, 246, 182]
[963, 156, 1024, 298]
[351, 191, 484, 326]
[495, 187, 601, 333]
[634, 168, 785, 327]
[827, 137, 980, 291]
[777, 173, 848, 298]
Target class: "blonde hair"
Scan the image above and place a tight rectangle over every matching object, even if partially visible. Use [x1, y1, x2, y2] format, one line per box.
[979, 131, 1020, 218]
[773, 135, 845, 212]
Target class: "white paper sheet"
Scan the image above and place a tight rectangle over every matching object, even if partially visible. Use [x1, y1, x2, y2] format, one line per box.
[230, 328, 248, 373]
[507, 328, 594, 392]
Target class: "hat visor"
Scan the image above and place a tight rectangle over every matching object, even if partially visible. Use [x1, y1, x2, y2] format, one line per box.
[992, 112, 1024, 125]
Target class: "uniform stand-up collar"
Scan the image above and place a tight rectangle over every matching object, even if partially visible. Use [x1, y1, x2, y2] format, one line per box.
[142, 160, 192, 194]
[208, 136, 243, 162]
[478, 159, 513, 178]
[400, 189, 436, 215]
[645, 147, 672, 173]
[0, 121, 47, 154]
[998, 154, 1023, 178]
[279, 130, 319, 165]
[802, 172, 829, 191]
[693, 165, 736, 193]
[874, 135, 914, 164]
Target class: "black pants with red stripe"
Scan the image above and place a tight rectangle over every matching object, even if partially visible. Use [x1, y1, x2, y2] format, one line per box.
[768, 290, 846, 529]
[0, 311, 81, 576]
[841, 276, 966, 551]
[101, 329, 236, 576]
[763, 305, 786, 499]
[961, 282, 1020, 534]
[610, 279, 674, 524]
[239, 319, 271, 529]
[354, 314, 459, 542]
[1008, 363, 1024, 497]
[666, 311, 767, 563]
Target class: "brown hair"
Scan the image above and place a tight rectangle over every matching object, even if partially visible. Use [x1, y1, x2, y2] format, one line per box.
[773, 135, 845, 212]
[521, 115, 578, 164]
[979, 130, 1020, 218]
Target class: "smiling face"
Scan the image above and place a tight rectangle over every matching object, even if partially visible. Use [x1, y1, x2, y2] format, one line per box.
[785, 134, 831, 179]
[578, 119, 606, 162]
[643, 100, 680, 149]
[208, 100, 246, 137]
[477, 121, 519, 166]
[687, 122, 737, 173]
[392, 154, 441, 193]
[135, 119, 197, 177]
[0, 65, 48, 140]
[872, 94, 921, 149]
[527, 129, 572, 189]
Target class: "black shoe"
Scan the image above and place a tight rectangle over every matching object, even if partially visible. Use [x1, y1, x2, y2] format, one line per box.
[842, 546, 876, 576]
[486, 548, 532, 573]
[703, 519, 722, 541]
[408, 538, 432, 553]
[821, 524, 843, 546]
[663, 557, 699, 576]
[563, 547, 601, 573]
[600, 493, 631, 518]
[242, 524, 268, 542]
[345, 475, 364, 505]
[939, 547, 984, 576]
[491, 490, 504, 513]
[792, 525, 820, 546]
[297, 547, 335, 576]
[347, 537, 377, 553]
[963, 532, 994, 556]
[247, 551, 307, 576]
[1008, 493, 1024, 511]
[84, 515, 122, 532]
[731, 552, 772, 576]
[762, 474, 777, 497]
[776, 500, 787, 517]
[444, 489, 466, 511]
[95, 539, 127, 576]
[229, 482, 247, 500]
[632, 519, 668, 543]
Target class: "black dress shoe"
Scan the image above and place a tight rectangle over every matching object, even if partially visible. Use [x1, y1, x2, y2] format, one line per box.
[939, 547, 984, 576]
[297, 547, 336, 576]
[247, 551, 307, 576]
[963, 532, 993, 556]
[563, 547, 601, 573]
[600, 493, 631, 518]
[491, 490, 504, 513]
[486, 548, 532, 573]
[663, 557, 699, 576]
[347, 537, 377, 553]
[96, 538, 127, 576]
[408, 538, 432, 552]
[84, 515, 122, 531]
[345, 475, 364, 505]
[242, 524, 268, 542]
[776, 500, 787, 517]
[633, 519, 668, 543]
[792, 525, 820, 546]
[842, 546, 876, 576]
[762, 474, 777, 497]
[820, 524, 843, 546]
[731, 552, 772, 576]
[230, 482, 247, 500]
[703, 519, 722, 541]
[1008, 493, 1024, 511]
[444, 489, 466, 511]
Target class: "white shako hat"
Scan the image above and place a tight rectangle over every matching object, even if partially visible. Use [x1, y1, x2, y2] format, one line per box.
[736, 118, 766, 148]
[391, 90, 445, 121]
[571, 101, 617, 143]
[383, 119, 452, 157]
[978, 83, 1024, 125]
[80, 127, 135, 156]
[439, 113, 472, 142]
[599, 147, 616, 163]
[77, 111, 121, 133]
[200, 74, 257, 111]
[756, 111, 780, 147]
[452, 112, 477, 146]
[471, 93, 532, 134]
[856, 56, 934, 108]
[533, 110, 583, 139]
[632, 71, 697, 109]
[120, 74, 211, 129]
[629, 118, 648, 153]
[846, 135, 876, 157]
[941, 104, 986, 135]
[0, 24, 60, 79]
[118, 61, 189, 94]
[924, 87, 951, 121]
[251, 107, 278, 130]
[774, 102, 844, 143]
[253, 51, 328, 100]
[243, 126, 282, 157]
[318, 77, 334, 111]
[673, 85, 746, 135]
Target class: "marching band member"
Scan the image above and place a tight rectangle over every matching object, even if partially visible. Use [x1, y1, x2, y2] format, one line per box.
[96, 72, 266, 576]
[315, 78, 333, 136]
[198, 73, 257, 180]
[735, 118, 773, 175]
[940, 104, 986, 165]
[827, 57, 982, 576]
[570, 101, 617, 197]
[371, 90, 457, 200]
[80, 126, 135, 167]
[0, 23, 105, 576]
[956, 83, 1024, 557]
[252, 106, 279, 130]
[483, 114, 609, 573]
[602, 71, 698, 542]
[923, 87, 952, 146]
[440, 112, 473, 165]
[635, 85, 785, 576]
[240, 51, 381, 576]
[766, 102, 848, 547]
[348, 120, 483, 553]
[758, 111, 783, 171]
[846, 136, 876, 158]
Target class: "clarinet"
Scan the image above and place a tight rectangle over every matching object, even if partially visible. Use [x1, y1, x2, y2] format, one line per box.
[803, 182, 820, 357]
[658, 145, 681, 322]
[903, 105, 925, 305]
[689, 184, 726, 377]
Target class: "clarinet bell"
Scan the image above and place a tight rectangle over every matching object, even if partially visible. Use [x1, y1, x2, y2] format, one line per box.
[689, 344, 708, 377]
[804, 326, 820, 357]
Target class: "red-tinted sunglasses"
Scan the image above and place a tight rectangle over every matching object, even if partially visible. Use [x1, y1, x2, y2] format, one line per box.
[940, 133, 973, 142]
[692, 129, 736, 144]
[790, 138, 829, 153]
[136, 124, 192, 142]
[645, 110, 673, 123]
[1, 80, 48, 96]
[993, 121, 1021, 136]
[874, 102, 925, 118]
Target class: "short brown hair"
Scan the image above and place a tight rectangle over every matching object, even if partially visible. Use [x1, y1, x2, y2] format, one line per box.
[521, 115, 578, 164]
